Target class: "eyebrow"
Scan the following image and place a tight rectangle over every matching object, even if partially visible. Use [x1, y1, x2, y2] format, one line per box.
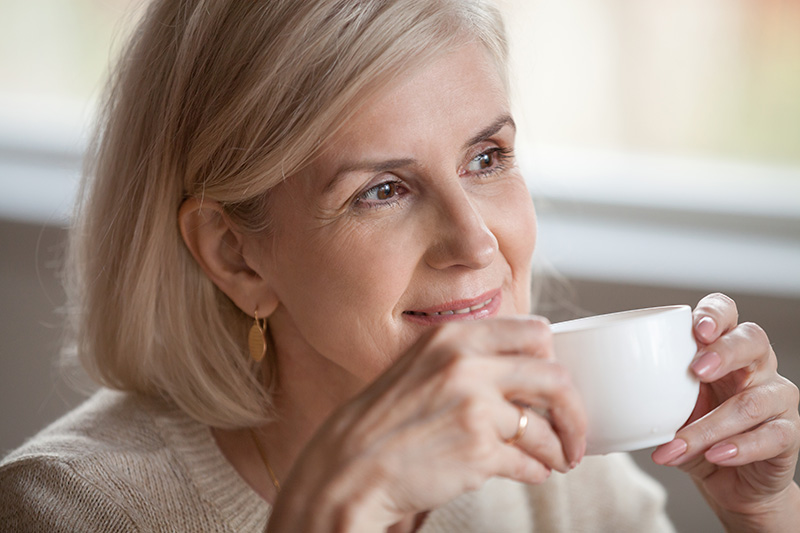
[463, 113, 516, 151]
[322, 113, 516, 194]
[322, 157, 416, 193]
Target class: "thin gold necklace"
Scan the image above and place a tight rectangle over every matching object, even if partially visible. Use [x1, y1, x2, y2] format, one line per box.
[249, 428, 281, 494]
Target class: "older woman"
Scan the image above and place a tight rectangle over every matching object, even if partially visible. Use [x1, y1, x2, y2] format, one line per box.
[1, 1, 798, 532]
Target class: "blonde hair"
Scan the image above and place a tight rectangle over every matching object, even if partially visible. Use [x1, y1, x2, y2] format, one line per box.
[65, 0, 510, 428]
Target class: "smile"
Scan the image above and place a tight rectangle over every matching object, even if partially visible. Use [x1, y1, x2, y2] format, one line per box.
[402, 289, 503, 324]
[405, 297, 494, 316]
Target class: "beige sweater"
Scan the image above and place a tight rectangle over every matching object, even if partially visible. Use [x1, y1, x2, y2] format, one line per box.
[0, 390, 675, 532]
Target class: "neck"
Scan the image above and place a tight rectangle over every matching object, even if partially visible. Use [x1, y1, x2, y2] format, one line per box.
[214, 334, 366, 504]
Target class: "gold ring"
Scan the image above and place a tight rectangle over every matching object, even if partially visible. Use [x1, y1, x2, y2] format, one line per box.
[505, 404, 528, 445]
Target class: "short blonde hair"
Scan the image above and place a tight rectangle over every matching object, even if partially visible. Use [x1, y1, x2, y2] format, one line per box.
[65, 0, 510, 428]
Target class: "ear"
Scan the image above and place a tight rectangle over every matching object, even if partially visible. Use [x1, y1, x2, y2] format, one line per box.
[178, 197, 279, 318]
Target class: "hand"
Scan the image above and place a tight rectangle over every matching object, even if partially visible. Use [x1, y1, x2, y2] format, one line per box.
[267, 317, 587, 531]
[652, 293, 800, 531]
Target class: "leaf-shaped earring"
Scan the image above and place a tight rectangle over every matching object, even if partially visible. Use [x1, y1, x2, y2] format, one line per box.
[248, 309, 267, 362]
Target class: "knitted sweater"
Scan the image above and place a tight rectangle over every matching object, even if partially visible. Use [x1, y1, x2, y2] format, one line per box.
[0, 389, 675, 532]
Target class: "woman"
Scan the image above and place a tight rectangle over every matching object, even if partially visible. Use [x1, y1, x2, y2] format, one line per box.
[2, 1, 798, 531]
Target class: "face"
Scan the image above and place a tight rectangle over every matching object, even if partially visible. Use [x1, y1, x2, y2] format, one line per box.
[251, 43, 537, 389]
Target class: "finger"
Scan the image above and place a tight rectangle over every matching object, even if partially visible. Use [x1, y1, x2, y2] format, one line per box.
[387, 316, 553, 385]
[493, 444, 553, 485]
[495, 358, 587, 466]
[477, 315, 554, 358]
[703, 417, 800, 467]
[660, 379, 795, 466]
[511, 407, 574, 473]
[693, 293, 739, 344]
[434, 315, 554, 359]
[689, 322, 776, 383]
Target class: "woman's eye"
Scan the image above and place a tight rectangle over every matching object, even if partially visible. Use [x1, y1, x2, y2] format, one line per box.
[356, 180, 405, 206]
[372, 182, 398, 200]
[464, 147, 511, 174]
[467, 152, 494, 172]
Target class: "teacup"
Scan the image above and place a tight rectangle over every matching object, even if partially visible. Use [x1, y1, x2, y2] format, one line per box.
[551, 305, 699, 455]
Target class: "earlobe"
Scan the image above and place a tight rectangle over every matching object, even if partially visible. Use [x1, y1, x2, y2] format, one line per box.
[178, 197, 279, 317]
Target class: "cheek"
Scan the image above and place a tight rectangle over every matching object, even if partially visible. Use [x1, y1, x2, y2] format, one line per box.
[492, 182, 537, 309]
[269, 219, 413, 352]
[276, 223, 403, 312]
[512, 193, 538, 261]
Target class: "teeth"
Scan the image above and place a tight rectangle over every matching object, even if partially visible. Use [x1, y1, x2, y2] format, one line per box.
[470, 299, 492, 311]
[413, 297, 493, 316]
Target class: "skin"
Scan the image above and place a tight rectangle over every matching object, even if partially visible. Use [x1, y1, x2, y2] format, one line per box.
[179, 43, 800, 532]
[651, 294, 800, 531]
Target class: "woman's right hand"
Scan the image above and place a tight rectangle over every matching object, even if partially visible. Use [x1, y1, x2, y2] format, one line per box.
[266, 316, 587, 531]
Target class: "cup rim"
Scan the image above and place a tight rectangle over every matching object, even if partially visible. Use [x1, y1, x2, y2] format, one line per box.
[550, 304, 691, 334]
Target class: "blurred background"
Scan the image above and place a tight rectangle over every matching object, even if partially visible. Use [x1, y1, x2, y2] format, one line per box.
[1, 1, 799, 531]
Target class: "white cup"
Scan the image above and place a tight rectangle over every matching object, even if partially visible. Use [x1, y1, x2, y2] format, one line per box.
[551, 305, 699, 455]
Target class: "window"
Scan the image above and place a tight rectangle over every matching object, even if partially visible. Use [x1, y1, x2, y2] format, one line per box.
[2, 0, 798, 295]
[503, 0, 800, 164]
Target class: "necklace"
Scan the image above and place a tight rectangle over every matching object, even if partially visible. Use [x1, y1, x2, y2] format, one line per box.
[249, 428, 281, 494]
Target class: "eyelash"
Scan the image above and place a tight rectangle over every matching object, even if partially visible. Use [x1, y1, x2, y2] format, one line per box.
[353, 180, 408, 209]
[353, 146, 514, 210]
[467, 146, 514, 177]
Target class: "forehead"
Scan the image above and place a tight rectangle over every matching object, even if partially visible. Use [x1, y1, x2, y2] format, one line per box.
[319, 42, 510, 161]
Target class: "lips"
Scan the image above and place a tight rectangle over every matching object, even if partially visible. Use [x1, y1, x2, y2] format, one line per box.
[403, 289, 502, 323]
[405, 296, 494, 316]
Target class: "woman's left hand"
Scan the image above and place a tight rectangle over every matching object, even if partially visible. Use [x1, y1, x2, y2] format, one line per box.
[652, 293, 800, 531]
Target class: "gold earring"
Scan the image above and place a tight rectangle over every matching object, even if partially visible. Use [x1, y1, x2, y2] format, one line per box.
[248, 309, 267, 362]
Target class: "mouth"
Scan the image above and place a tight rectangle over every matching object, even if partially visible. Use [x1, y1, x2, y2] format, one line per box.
[403, 289, 502, 323]
[404, 297, 494, 316]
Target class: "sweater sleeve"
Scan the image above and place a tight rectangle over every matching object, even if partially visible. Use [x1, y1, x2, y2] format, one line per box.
[0, 456, 139, 533]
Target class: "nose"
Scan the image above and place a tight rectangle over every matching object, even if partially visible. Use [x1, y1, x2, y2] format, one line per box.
[423, 186, 498, 271]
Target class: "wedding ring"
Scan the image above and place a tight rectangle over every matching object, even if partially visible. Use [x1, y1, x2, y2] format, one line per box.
[505, 404, 528, 445]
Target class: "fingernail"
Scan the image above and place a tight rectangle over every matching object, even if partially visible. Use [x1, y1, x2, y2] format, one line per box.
[706, 443, 738, 463]
[691, 351, 721, 378]
[652, 438, 688, 465]
[696, 316, 716, 341]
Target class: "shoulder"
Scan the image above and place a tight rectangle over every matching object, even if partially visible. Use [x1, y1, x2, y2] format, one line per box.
[0, 390, 155, 532]
[0, 390, 216, 532]
[3, 390, 162, 463]
[1, 389, 270, 532]
[0, 453, 139, 532]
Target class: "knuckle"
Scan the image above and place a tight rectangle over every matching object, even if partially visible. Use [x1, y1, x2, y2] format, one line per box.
[462, 395, 488, 423]
[739, 322, 768, 345]
[711, 292, 737, 313]
[518, 316, 554, 358]
[528, 316, 552, 335]
[696, 424, 718, 447]
[734, 389, 765, 422]
[780, 376, 800, 410]
[792, 418, 800, 451]
[771, 419, 796, 451]
[455, 396, 493, 437]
